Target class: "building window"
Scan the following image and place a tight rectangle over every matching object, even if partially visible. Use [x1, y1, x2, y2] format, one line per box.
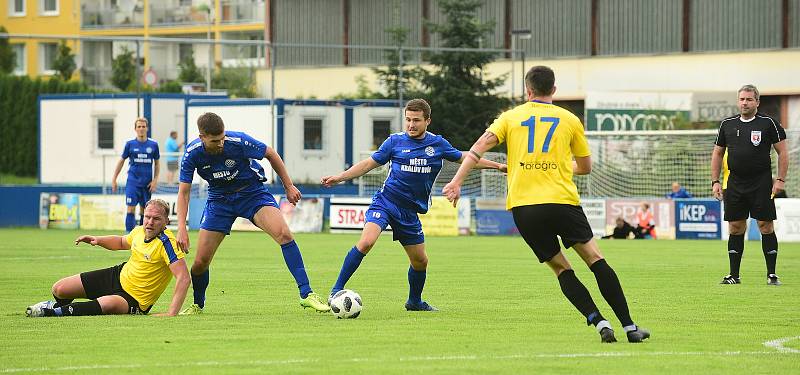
[39, 42, 57, 74]
[12, 44, 26, 76]
[372, 119, 391, 149]
[40, 0, 58, 15]
[179, 44, 193, 62]
[97, 119, 115, 150]
[9, 0, 26, 16]
[303, 118, 323, 150]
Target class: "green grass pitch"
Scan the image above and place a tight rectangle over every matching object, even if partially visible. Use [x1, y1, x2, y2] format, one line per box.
[1, 228, 798, 374]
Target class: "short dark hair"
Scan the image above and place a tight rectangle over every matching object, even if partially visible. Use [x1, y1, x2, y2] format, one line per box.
[404, 98, 431, 119]
[197, 112, 224, 135]
[134, 117, 149, 128]
[525, 66, 556, 96]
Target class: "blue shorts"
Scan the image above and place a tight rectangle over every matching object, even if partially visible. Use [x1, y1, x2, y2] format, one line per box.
[365, 194, 424, 246]
[200, 188, 279, 235]
[125, 184, 151, 208]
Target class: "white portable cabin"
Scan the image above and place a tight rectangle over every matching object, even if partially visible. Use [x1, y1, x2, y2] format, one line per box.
[186, 99, 401, 184]
[39, 93, 226, 184]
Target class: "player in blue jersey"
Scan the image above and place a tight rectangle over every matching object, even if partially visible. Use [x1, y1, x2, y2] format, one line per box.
[321, 99, 506, 311]
[112, 117, 160, 233]
[175, 112, 330, 314]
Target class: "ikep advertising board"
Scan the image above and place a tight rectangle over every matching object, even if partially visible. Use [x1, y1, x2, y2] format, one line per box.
[674, 199, 721, 239]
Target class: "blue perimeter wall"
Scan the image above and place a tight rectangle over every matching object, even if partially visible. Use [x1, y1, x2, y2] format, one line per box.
[0, 184, 359, 227]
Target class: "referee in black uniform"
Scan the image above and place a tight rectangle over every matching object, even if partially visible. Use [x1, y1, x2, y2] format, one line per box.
[711, 84, 788, 286]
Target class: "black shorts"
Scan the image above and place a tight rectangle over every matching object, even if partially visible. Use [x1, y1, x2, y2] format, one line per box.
[167, 160, 179, 171]
[80, 263, 151, 314]
[724, 172, 776, 221]
[512, 204, 594, 263]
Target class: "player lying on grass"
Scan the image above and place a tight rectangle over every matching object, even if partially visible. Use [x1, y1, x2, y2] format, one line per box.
[26, 199, 190, 317]
[321, 98, 506, 311]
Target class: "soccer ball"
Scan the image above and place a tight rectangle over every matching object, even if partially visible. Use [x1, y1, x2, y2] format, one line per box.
[330, 289, 362, 319]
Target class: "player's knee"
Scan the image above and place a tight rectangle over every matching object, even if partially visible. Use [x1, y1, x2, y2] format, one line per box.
[757, 221, 774, 234]
[410, 254, 428, 270]
[192, 257, 212, 272]
[356, 240, 375, 253]
[273, 228, 294, 245]
[51, 281, 67, 298]
[729, 222, 747, 235]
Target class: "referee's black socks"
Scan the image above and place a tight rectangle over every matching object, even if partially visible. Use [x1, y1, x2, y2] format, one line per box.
[728, 234, 745, 278]
[557, 269, 604, 326]
[761, 232, 778, 275]
[590, 259, 633, 327]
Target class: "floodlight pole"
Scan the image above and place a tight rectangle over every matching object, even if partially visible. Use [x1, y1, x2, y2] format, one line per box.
[206, 9, 212, 92]
[136, 40, 141, 117]
[398, 46, 404, 126]
[510, 29, 532, 101]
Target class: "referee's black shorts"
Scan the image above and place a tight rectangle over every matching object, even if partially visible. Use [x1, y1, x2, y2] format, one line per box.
[724, 172, 776, 221]
[512, 204, 594, 263]
[80, 262, 151, 314]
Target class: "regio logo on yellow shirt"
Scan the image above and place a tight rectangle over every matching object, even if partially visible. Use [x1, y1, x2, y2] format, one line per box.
[518, 161, 558, 171]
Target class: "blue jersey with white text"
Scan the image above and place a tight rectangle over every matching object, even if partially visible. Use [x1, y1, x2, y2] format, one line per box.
[180, 131, 269, 199]
[372, 132, 462, 214]
[121, 138, 160, 187]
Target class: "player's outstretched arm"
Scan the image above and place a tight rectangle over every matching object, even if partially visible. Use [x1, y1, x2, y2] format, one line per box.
[176, 182, 192, 253]
[443, 132, 499, 207]
[321, 158, 381, 187]
[153, 258, 190, 317]
[111, 158, 125, 193]
[74, 235, 131, 251]
[265, 146, 302, 204]
[458, 153, 507, 172]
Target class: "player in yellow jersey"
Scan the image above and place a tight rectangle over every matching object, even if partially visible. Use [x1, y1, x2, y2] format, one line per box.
[26, 199, 190, 317]
[443, 66, 649, 343]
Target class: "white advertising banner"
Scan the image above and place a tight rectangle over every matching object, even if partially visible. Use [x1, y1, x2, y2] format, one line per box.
[774, 198, 800, 242]
[231, 195, 322, 233]
[582, 199, 606, 238]
[329, 197, 381, 233]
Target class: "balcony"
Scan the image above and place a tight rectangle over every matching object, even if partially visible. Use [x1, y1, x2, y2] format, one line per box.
[220, 0, 265, 24]
[81, 2, 145, 29]
[150, 3, 210, 27]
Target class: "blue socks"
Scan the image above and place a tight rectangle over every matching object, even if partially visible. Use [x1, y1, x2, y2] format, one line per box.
[407, 266, 427, 304]
[332, 247, 366, 295]
[191, 269, 209, 308]
[125, 213, 136, 232]
[281, 240, 312, 298]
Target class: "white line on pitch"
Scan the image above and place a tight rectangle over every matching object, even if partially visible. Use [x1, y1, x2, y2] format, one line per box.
[763, 336, 800, 353]
[1, 350, 793, 373]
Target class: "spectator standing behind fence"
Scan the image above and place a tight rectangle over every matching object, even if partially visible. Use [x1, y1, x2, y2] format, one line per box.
[635, 202, 656, 239]
[165, 131, 184, 185]
[666, 182, 692, 199]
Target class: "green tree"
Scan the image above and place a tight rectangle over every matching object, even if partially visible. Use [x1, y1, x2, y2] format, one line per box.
[52, 40, 77, 81]
[111, 47, 136, 91]
[0, 26, 16, 74]
[178, 50, 204, 83]
[371, 27, 426, 99]
[212, 67, 255, 98]
[419, 0, 510, 149]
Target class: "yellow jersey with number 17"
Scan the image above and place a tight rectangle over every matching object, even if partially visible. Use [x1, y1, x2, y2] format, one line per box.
[487, 101, 590, 210]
